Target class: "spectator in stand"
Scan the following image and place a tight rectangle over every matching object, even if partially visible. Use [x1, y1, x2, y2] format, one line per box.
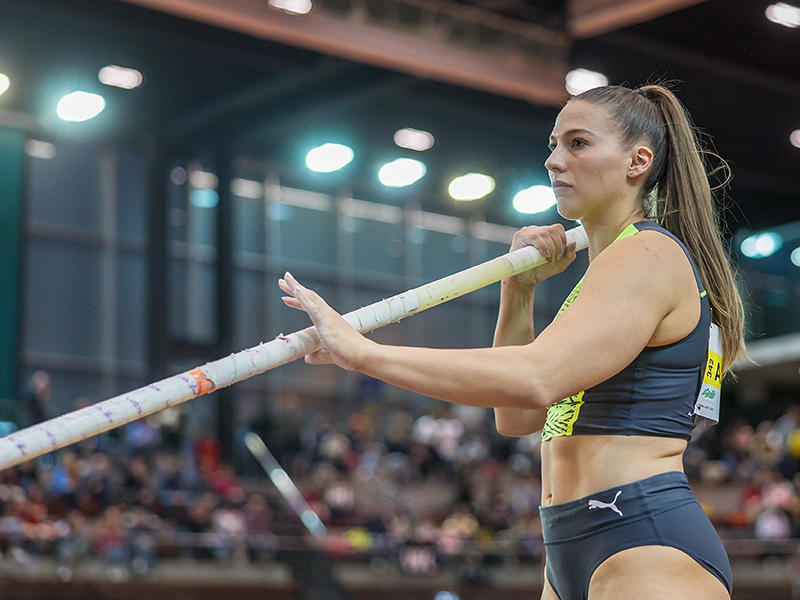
[55, 509, 91, 580]
[23, 370, 51, 426]
[92, 505, 128, 578]
[244, 493, 275, 559]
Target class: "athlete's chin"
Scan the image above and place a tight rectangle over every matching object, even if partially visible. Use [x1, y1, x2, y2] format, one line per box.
[556, 202, 583, 222]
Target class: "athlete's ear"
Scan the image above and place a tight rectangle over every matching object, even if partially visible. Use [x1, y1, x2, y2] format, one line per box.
[628, 145, 654, 179]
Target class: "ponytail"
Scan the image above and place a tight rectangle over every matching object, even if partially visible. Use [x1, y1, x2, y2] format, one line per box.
[574, 84, 747, 373]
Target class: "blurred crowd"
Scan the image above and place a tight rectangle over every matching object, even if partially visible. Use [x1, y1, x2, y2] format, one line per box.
[3, 372, 800, 579]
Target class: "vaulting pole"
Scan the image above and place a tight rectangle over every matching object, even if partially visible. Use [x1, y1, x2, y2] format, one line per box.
[0, 226, 588, 470]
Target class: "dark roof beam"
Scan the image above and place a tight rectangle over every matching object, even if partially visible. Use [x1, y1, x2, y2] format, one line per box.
[567, 0, 710, 38]
[115, 0, 571, 106]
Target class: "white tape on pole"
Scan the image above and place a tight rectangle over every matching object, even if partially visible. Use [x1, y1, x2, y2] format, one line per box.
[0, 225, 587, 470]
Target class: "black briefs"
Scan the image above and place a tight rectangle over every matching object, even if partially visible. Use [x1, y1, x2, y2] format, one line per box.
[539, 471, 732, 600]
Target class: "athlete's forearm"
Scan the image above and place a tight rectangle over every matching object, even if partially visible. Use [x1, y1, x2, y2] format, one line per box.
[358, 343, 546, 410]
[493, 279, 536, 347]
[492, 279, 547, 436]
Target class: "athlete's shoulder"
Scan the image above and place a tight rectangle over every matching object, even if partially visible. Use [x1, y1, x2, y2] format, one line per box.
[579, 227, 692, 309]
[590, 227, 687, 275]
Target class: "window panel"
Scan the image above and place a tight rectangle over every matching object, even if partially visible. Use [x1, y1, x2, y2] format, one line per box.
[24, 238, 103, 358]
[27, 142, 102, 232]
[117, 250, 147, 365]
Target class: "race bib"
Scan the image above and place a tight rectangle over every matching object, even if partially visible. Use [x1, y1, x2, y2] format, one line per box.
[692, 323, 722, 426]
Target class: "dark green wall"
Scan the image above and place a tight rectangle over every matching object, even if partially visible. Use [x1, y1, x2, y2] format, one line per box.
[0, 127, 24, 414]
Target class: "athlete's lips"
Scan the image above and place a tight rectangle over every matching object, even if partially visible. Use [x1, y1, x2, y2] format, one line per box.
[551, 180, 572, 191]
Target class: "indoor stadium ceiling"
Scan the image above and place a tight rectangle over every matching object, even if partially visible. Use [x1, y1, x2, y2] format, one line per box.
[0, 0, 798, 234]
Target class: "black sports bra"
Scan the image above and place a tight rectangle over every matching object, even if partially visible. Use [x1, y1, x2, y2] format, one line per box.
[541, 221, 710, 442]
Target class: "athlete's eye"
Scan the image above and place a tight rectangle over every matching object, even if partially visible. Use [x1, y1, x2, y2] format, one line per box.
[571, 138, 587, 148]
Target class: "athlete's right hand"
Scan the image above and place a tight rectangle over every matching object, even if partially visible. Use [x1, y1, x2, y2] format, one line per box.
[507, 224, 576, 289]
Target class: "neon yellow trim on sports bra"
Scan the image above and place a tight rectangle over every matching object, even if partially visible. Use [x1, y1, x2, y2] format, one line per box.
[541, 223, 640, 442]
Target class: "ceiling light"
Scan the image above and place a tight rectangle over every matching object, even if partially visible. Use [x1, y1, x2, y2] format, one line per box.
[394, 127, 435, 151]
[25, 140, 56, 160]
[269, 0, 312, 14]
[189, 170, 219, 190]
[98, 65, 143, 89]
[766, 3, 800, 27]
[513, 185, 557, 214]
[0, 73, 9, 96]
[791, 129, 800, 148]
[56, 91, 105, 122]
[565, 68, 608, 96]
[231, 178, 264, 199]
[306, 143, 353, 173]
[378, 158, 426, 187]
[791, 247, 800, 267]
[190, 189, 219, 208]
[448, 173, 495, 201]
[741, 231, 783, 258]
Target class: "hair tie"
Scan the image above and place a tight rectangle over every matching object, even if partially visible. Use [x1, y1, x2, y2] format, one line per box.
[637, 88, 649, 100]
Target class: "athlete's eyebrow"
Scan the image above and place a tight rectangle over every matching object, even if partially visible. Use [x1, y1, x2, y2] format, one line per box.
[549, 128, 597, 143]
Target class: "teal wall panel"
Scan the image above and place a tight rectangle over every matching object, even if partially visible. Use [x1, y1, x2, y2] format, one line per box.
[0, 127, 24, 412]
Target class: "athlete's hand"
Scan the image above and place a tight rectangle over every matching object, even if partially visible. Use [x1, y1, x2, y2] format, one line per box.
[278, 272, 374, 370]
[507, 224, 576, 289]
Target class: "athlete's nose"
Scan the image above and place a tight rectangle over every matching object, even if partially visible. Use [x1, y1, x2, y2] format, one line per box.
[545, 146, 566, 175]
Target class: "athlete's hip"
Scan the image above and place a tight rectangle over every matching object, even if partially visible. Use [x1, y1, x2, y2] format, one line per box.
[539, 470, 696, 543]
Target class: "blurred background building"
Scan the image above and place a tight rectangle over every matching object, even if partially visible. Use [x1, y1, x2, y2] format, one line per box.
[0, 0, 799, 598]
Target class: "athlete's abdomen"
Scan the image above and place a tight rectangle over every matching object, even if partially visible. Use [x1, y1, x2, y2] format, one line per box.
[540, 434, 687, 506]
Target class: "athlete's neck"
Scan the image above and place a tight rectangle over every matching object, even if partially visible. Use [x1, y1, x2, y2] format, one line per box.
[582, 209, 648, 261]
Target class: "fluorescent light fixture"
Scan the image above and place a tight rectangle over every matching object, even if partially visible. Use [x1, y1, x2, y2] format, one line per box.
[25, 140, 56, 160]
[565, 68, 608, 96]
[407, 211, 466, 235]
[766, 3, 800, 27]
[56, 91, 105, 122]
[190, 189, 219, 208]
[269, 0, 312, 14]
[791, 129, 800, 148]
[0, 73, 9, 96]
[394, 127, 435, 151]
[98, 65, 143, 89]
[339, 197, 404, 224]
[378, 158, 426, 187]
[741, 231, 783, 258]
[791, 247, 800, 267]
[513, 185, 557, 214]
[470, 221, 516, 244]
[189, 170, 219, 190]
[306, 143, 353, 173]
[231, 178, 264, 199]
[448, 173, 495, 201]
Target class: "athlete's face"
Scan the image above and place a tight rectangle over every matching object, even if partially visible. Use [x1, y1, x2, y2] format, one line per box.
[545, 100, 636, 222]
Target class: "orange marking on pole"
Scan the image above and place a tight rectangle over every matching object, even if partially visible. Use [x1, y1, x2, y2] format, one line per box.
[189, 369, 216, 396]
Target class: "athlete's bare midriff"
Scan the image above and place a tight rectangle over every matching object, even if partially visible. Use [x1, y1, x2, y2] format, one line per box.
[540, 434, 687, 507]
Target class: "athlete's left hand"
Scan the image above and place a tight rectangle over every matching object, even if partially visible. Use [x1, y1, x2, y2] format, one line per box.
[278, 272, 374, 370]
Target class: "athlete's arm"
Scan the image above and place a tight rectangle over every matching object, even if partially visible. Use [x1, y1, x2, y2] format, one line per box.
[492, 225, 574, 437]
[279, 231, 688, 413]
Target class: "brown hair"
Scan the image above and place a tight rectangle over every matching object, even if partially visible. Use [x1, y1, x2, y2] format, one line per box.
[572, 84, 746, 372]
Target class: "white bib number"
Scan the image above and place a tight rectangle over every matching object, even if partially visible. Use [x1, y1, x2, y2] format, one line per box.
[693, 323, 722, 426]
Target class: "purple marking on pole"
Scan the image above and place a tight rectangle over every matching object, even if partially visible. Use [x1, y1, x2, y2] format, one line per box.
[46, 429, 58, 447]
[96, 405, 114, 424]
[128, 397, 143, 415]
[149, 384, 162, 392]
[182, 375, 198, 395]
[16, 442, 26, 456]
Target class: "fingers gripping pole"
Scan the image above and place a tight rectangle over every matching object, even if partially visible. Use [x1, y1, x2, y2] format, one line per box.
[0, 226, 588, 470]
